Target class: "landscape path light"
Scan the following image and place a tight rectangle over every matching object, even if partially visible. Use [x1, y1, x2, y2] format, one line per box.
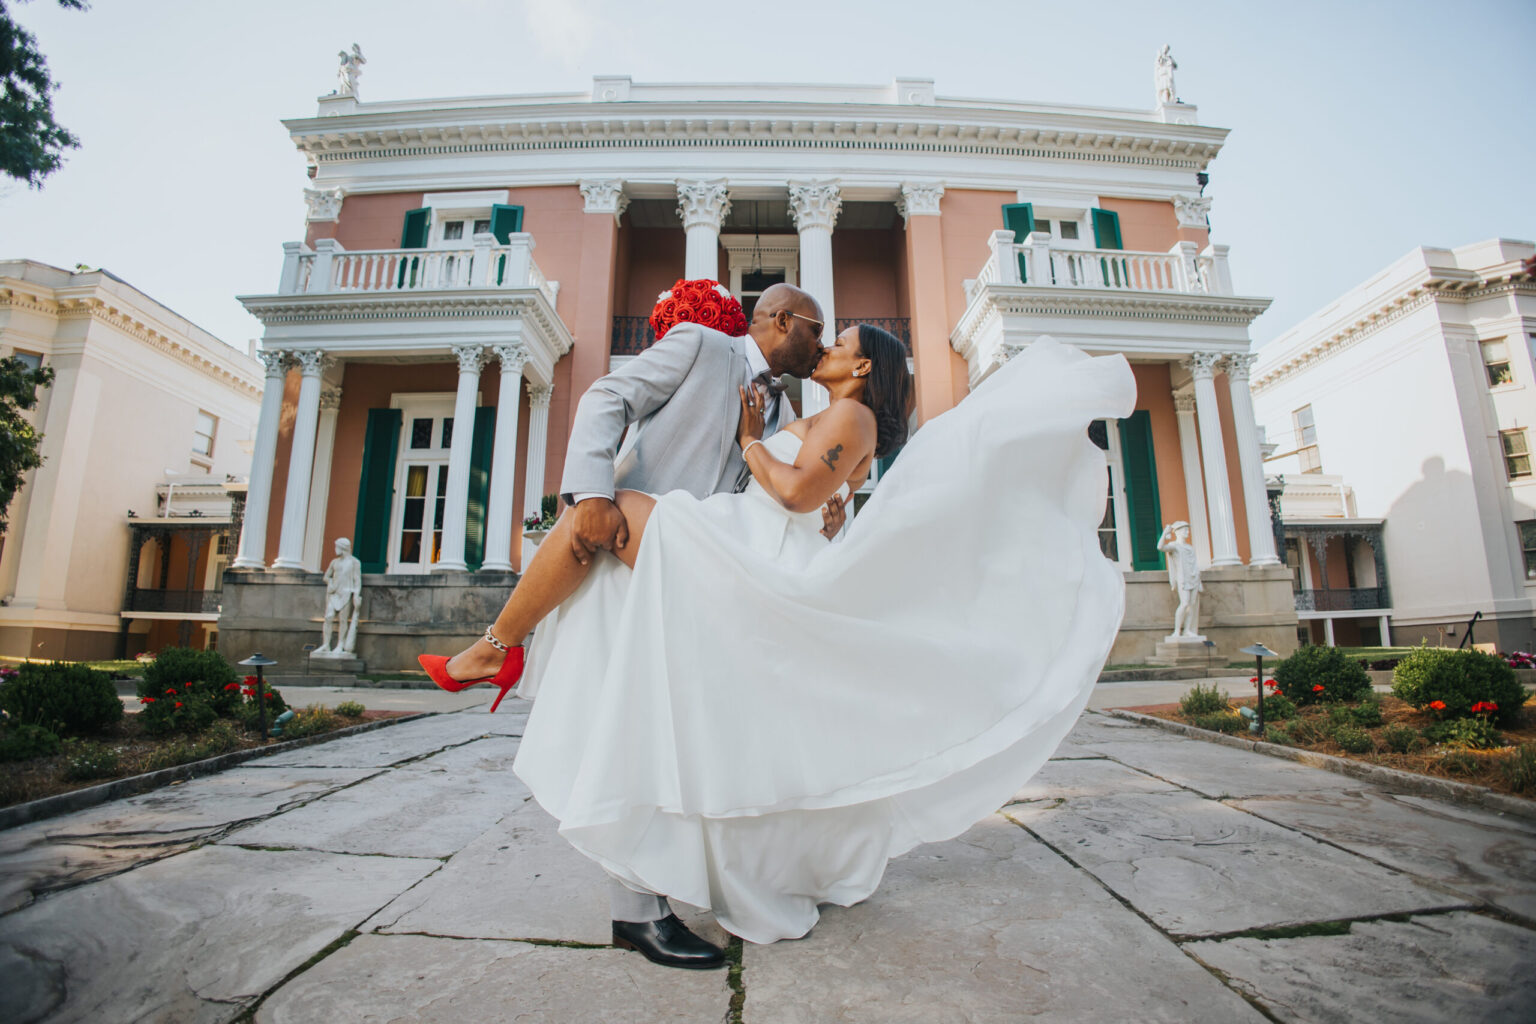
[238, 652, 278, 740]
[1240, 642, 1278, 734]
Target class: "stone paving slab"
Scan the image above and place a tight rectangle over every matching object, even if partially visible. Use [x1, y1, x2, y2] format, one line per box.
[250, 709, 520, 769]
[1093, 738, 1366, 798]
[0, 766, 375, 913]
[1185, 911, 1536, 1023]
[255, 932, 733, 1023]
[1007, 791, 1465, 937]
[0, 844, 439, 1024]
[743, 814, 1264, 1023]
[1231, 789, 1536, 923]
[223, 737, 525, 859]
[1009, 756, 1182, 803]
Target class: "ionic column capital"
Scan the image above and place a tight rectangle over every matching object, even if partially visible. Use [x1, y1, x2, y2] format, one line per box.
[675, 179, 732, 233]
[788, 180, 842, 233]
[896, 181, 945, 224]
[303, 187, 343, 223]
[579, 179, 629, 224]
[451, 344, 486, 375]
[1172, 193, 1212, 229]
[492, 343, 530, 373]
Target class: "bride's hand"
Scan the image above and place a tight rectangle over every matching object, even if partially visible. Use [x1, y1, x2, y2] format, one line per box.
[737, 384, 766, 449]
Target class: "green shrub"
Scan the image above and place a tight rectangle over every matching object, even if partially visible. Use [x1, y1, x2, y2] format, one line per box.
[278, 704, 338, 739]
[1331, 724, 1375, 754]
[139, 648, 241, 717]
[0, 722, 61, 761]
[1438, 749, 1479, 776]
[1500, 744, 1536, 792]
[62, 739, 121, 780]
[334, 701, 366, 718]
[1392, 646, 1527, 726]
[1382, 724, 1425, 754]
[0, 663, 123, 736]
[1188, 711, 1245, 734]
[1180, 682, 1228, 717]
[1284, 717, 1328, 746]
[1425, 717, 1502, 750]
[1271, 645, 1373, 705]
[1260, 694, 1297, 721]
[1262, 722, 1294, 745]
[137, 690, 217, 736]
[235, 685, 289, 731]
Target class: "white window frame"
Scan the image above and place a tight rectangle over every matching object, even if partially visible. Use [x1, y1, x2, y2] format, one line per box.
[421, 190, 511, 250]
[1481, 337, 1514, 388]
[1102, 421, 1133, 570]
[192, 410, 217, 464]
[385, 393, 461, 575]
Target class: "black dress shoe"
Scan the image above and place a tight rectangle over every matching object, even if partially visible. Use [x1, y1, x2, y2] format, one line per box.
[612, 914, 726, 969]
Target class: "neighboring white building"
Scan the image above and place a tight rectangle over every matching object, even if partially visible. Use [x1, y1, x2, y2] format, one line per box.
[0, 262, 263, 659]
[1252, 239, 1536, 651]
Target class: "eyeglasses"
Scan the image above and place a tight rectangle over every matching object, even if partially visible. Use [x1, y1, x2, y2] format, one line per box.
[778, 310, 825, 336]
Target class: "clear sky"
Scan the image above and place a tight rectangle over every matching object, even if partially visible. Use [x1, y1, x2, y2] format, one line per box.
[3, 0, 1532, 353]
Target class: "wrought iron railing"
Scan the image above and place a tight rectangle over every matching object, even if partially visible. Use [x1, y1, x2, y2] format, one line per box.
[611, 316, 657, 355]
[125, 589, 222, 614]
[835, 318, 913, 355]
[1295, 587, 1387, 612]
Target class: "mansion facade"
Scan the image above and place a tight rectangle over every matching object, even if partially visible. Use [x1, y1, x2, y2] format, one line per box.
[223, 66, 1295, 670]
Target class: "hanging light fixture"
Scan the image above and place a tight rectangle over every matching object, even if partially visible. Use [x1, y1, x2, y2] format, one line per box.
[750, 201, 764, 274]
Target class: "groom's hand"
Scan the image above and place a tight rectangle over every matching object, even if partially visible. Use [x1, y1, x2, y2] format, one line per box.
[570, 496, 629, 566]
[820, 493, 846, 539]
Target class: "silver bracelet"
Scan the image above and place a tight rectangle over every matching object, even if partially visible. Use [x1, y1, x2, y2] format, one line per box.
[483, 626, 512, 653]
[742, 439, 765, 459]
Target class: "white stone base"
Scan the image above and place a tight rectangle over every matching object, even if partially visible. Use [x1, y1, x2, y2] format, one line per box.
[1150, 638, 1219, 667]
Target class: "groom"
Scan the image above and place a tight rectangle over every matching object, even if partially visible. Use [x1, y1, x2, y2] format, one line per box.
[559, 282, 835, 968]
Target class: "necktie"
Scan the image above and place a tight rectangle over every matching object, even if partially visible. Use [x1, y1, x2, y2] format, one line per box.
[752, 370, 787, 397]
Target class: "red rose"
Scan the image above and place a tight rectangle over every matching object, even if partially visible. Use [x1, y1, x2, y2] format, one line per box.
[1312, 684, 1324, 692]
[1248, 677, 1258, 684]
[1429, 700, 1446, 710]
[175, 702, 183, 709]
[165, 688, 177, 695]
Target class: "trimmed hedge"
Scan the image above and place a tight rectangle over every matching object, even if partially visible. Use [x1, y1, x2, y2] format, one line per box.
[0, 662, 123, 736]
[1271, 645, 1373, 705]
[1391, 647, 1526, 726]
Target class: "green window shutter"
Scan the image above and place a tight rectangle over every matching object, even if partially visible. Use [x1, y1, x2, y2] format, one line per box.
[400, 208, 430, 248]
[1117, 410, 1165, 571]
[489, 204, 524, 243]
[1091, 208, 1123, 249]
[354, 409, 402, 574]
[465, 406, 496, 571]
[1002, 203, 1034, 283]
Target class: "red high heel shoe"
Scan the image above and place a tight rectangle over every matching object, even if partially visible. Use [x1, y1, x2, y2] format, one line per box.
[418, 627, 525, 713]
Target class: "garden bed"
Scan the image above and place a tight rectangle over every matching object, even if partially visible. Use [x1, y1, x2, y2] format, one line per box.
[0, 706, 412, 810]
[1130, 694, 1536, 799]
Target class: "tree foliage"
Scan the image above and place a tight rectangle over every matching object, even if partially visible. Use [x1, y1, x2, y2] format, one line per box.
[0, 355, 55, 529]
[0, 0, 87, 189]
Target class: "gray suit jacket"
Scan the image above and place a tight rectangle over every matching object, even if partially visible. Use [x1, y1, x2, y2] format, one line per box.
[560, 323, 790, 503]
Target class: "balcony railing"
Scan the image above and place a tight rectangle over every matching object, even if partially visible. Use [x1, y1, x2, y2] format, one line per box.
[1295, 587, 1388, 612]
[125, 588, 222, 615]
[970, 230, 1233, 299]
[278, 234, 558, 307]
[612, 316, 914, 357]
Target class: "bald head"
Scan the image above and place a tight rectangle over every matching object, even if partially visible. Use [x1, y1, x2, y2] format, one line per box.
[756, 283, 822, 322]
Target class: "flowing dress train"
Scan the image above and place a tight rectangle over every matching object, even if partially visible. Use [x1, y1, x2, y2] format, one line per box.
[513, 337, 1137, 943]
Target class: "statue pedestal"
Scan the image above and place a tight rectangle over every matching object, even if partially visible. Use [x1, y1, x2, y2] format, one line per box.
[308, 652, 366, 675]
[1149, 637, 1215, 667]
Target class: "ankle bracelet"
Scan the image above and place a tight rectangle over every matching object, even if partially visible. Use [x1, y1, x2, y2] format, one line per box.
[483, 626, 512, 653]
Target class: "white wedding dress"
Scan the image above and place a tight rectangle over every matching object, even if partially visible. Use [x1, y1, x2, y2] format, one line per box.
[513, 338, 1136, 944]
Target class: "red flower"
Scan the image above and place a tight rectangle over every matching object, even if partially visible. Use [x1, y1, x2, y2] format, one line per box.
[649, 279, 749, 339]
[244, 676, 258, 686]
[175, 702, 183, 709]
[224, 683, 239, 691]
[1312, 684, 1325, 693]
[264, 693, 275, 699]
[139, 696, 155, 704]
[165, 688, 177, 695]
[1249, 677, 1259, 684]
[1429, 700, 1446, 710]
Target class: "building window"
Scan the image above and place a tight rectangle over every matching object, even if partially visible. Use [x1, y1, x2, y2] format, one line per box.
[1482, 338, 1513, 387]
[9, 350, 42, 370]
[1502, 429, 1531, 479]
[442, 221, 464, 241]
[1059, 221, 1079, 240]
[193, 411, 217, 458]
[1293, 405, 1321, 473]
[1521, 521, 1536, 580]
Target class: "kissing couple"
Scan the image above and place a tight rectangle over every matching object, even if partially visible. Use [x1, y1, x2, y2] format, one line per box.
[421, 282, 1135, 967]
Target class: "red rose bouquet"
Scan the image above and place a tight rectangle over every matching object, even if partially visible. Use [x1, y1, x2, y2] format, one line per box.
[649, 278, 749, 339]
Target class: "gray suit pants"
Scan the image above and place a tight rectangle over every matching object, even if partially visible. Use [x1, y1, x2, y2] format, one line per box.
[610, 875, 671, 922]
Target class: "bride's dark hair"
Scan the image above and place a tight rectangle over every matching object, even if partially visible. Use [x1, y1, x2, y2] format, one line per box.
[855, 324, 913, 458]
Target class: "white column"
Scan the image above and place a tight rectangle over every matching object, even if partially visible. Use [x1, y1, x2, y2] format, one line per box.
[1224, 353, 1280, 565]
[788, 180, 842, 416]
[676, 179, 731, 280]
[433, 344, 485, 573]
[271, 350, 330, 570]
[233, 350, 288, 569]
[1172, 391, 1212, 567]
[1187, 352, 1241, 567]
[302, 382, 343, 571]
[1324, 617, 1336, 647]
[521, 384, 553, 566]
[481, 344, 528, 572]
[1379, 615, 1391, 645]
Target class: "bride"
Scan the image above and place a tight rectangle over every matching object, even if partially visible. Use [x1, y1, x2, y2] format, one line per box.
[421, 325, 1135, 947]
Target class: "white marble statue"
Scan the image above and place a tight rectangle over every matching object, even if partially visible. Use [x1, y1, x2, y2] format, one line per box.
[336, 43, 366, 98]
[1158, 521, 1204, 640]
[1155, 45, 1178, 106]
[316, 538, 362, 656]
